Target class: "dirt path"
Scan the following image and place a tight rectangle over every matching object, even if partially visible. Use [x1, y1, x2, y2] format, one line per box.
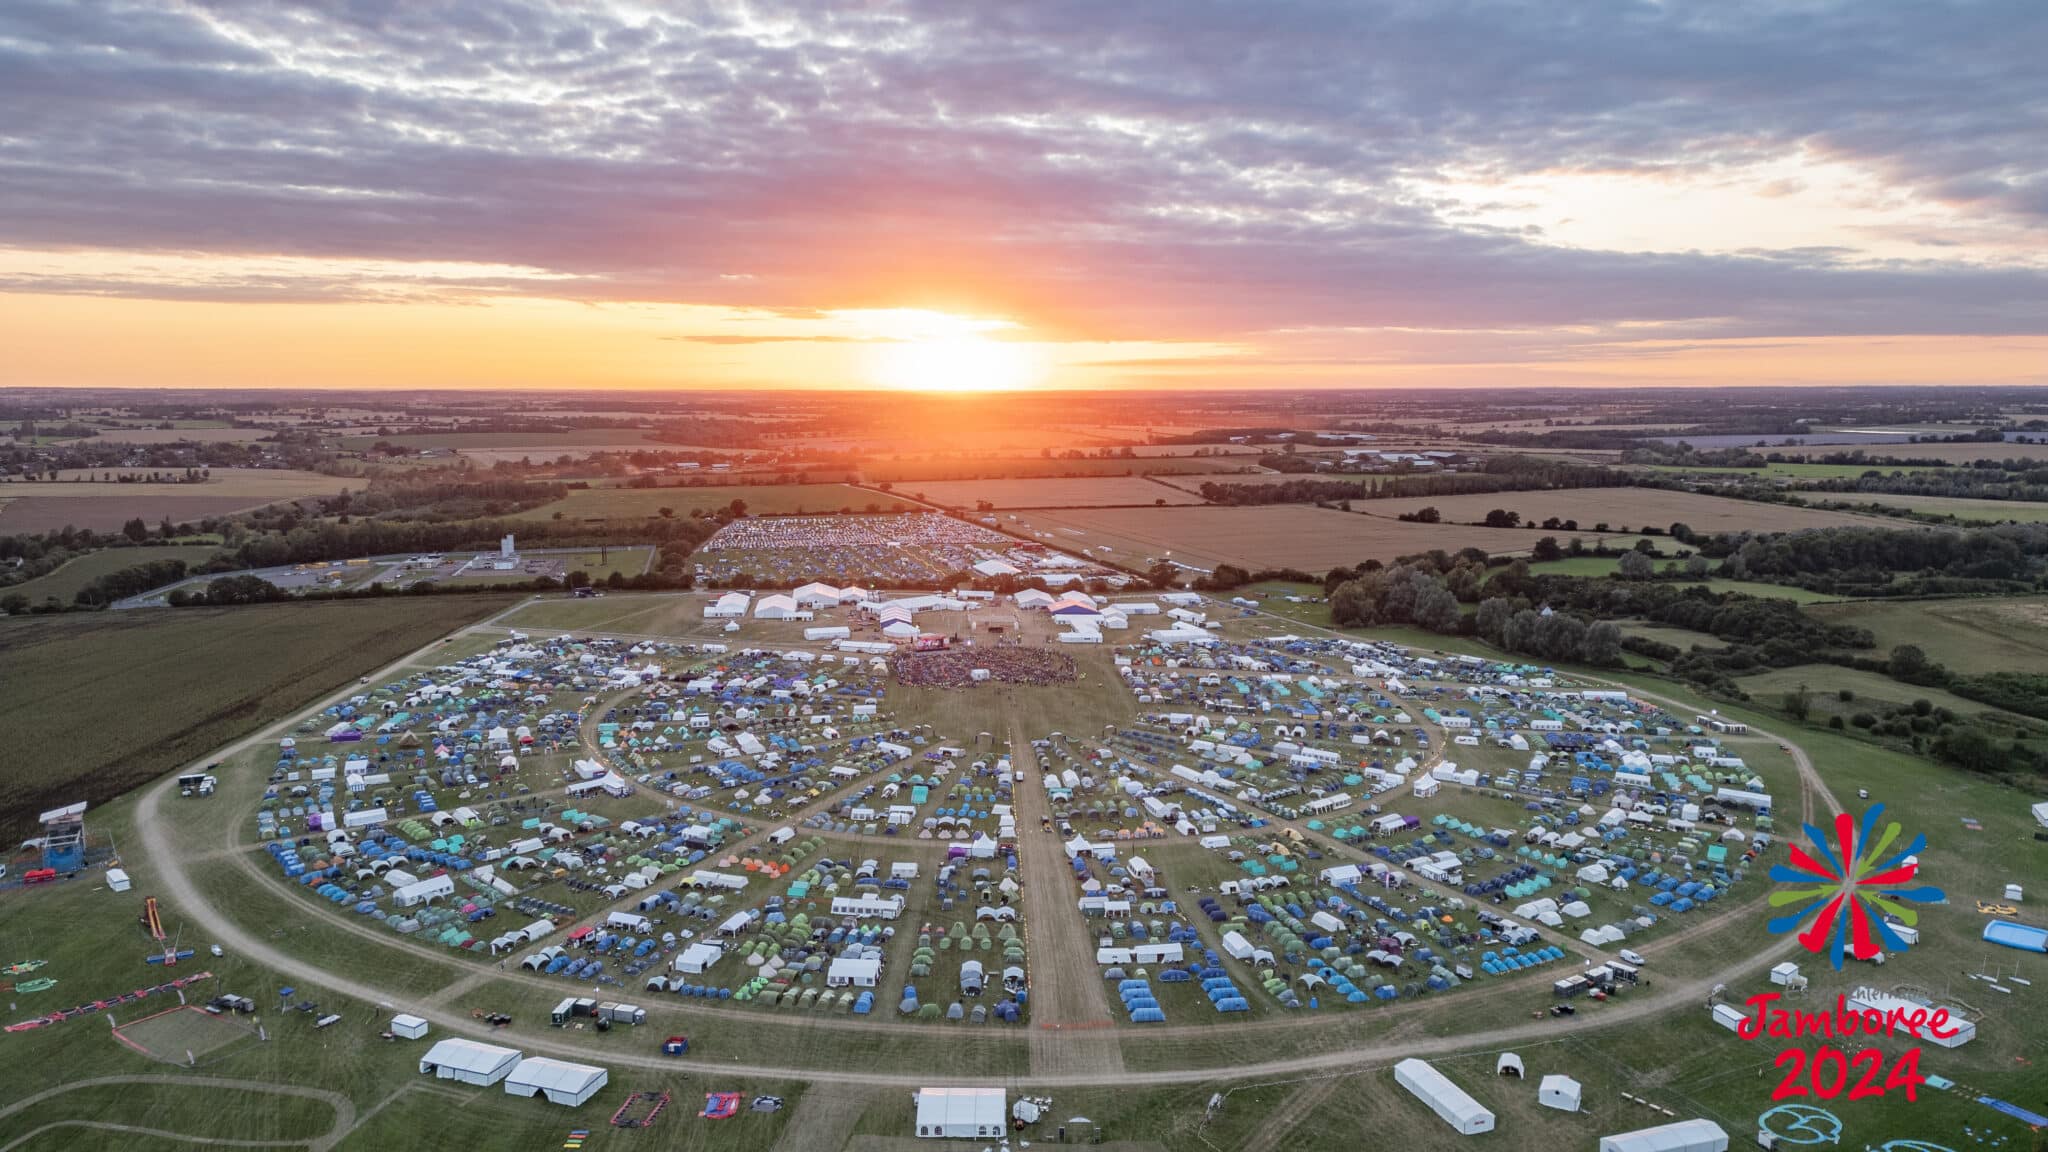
[1238, 1074, 1348, 1152]
[0, 1074, 355, 1152]
[1006, 706, 1127, 1076]
[771, 1083, 870, 1152]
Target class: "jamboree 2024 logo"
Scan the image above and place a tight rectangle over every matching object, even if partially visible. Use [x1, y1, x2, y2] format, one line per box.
[1736, 805, 1951, 1103]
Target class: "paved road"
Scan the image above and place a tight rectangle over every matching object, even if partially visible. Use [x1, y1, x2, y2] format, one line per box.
[126, 592, 1841, 1089]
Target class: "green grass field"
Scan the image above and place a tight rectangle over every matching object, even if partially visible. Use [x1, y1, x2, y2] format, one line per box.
[1639, 461, 1945, 480]
[0, 596, 518, 838]
[1735, 664, 2032, 726]
[1808, 596, 2048, 674]
[1816, 492, 2048, 523]
[2, 544, 224, 606]
[512, 484, 899, 522]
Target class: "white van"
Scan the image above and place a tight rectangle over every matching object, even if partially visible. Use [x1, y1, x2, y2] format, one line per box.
[1618, 948, 1646, 966]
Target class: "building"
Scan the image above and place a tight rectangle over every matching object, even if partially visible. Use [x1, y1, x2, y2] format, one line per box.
[418, 1038, 522, 1086]
[1394, 1058, 1495, 1135]
[1013, 589, 1055, 610]
[831, 893, 906, 919]
[913, 1086, 1006, 1140]
[972, 558, 1020, 577]
[793, 582, 842, 608]
[390, 1014, 430, 1040]
[827, 953, 882, 987]
[1598, 1119, 1728, 1152]
[754, 594, 812, 620]
[502, 1057, 609, 1107]
[704, 592, 750, 619]
[395, 874, 456, 907]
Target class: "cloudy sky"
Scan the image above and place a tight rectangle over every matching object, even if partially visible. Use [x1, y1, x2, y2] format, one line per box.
[2, 0, 2044, 390]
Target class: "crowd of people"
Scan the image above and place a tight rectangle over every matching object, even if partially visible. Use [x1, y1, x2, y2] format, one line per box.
[892, 646, 1078, 689]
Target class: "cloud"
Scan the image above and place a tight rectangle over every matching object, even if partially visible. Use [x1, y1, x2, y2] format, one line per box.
[0, 0, 2042, 362]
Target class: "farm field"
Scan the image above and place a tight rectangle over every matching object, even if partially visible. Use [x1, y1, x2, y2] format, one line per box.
[334, 429, 664, 451]
[1843, 440, 2048, 463]
[512, 484, 896, 521]
[1152, 471, 1381, 494]
[1362, 487, 1886, 533]
[894, 476, 1206, 508]
[1807, 595, 2048, 674]
[0, 468, 353, 532]
[858, 455, 1248, 482]
[2, 544, 223, 606]
[0, 595, 519, 838]
[1637, 461, 1945, 479]
[1814, 491, 2048, 522]
[999, 505, 1623, 571]
[75, 426, 275, 444]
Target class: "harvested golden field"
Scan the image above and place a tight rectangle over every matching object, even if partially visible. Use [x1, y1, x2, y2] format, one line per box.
[0, 468, 353, 532]
[1362, 487, 1886, 533]
[898, 476, 1206, 508]
[1000, 505, 1624, 572]
[858, 455, 1246, 482]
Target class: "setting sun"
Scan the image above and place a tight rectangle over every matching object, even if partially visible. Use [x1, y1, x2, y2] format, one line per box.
[843, 309, 1045, 391]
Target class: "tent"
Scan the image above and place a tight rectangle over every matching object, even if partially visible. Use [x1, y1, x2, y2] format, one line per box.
[1394, 1058, 1495, 1135]
[1495, 1053, 1524, 1078]
[914, 1086, 1006, 1139]
[503, 1057, 608, 1106]
[1539, 1074, 1581, 1112]
[1599, 1119, 1729, 1152]
[390, 1014, 429, 1040]
[419, 1038, 522, 1086]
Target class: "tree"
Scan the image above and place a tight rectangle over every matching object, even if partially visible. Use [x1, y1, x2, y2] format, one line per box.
[658, 506, 674, 519]
[1411, 505, 1440, 524]
[1531, 536, 1562, 563]
[1475, 597, 1515, 643]
[727, 498, 748, 517]
[122, 516, 149, 542]
[1413, 582, 1460, 633]
[0, 592, 28, 616]
[1144, 562, 1180, 590]
[1582, 620, 1622, 665]
[565, 570, 591, 589]
[1889, 644, 1930, 680]
[1482, 508, 1521, 528]
[1684, 554, 1710, 577]
[1783, 687, 1811, 720]
[1668, 521, 1694, 543]
[1616, 550, 1654, 580]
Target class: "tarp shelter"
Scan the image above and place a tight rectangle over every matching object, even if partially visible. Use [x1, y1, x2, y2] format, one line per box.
[390, 1014, 429, 1040]
[913, 1086, 1006, 1139]
[419, 1038, 522, 1086]
[1394, 1058, 1495, 1135]
[1598, 1118, 1729, 1152]
[503, 1057, 608, 1106]
[1539, 1074, 1581, 1112]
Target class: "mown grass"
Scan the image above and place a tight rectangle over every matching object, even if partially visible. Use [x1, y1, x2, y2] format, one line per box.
[0, 597, 518, 838]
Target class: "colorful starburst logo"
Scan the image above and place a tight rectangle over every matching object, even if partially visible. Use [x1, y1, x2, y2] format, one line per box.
[1767, 804, 1944, 970]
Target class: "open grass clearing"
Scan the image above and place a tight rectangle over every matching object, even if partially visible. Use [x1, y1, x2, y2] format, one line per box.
[1734, 664, 2031, 726]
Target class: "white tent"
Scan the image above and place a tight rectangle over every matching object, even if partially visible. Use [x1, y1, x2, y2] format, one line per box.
[503, 1057, 608, 1106]
[419, 1038, 522, 1086]
[1599, 1118, 1729, 1152]
[1394, 1058, 1495, 1135]
[1539, 1074, 1582, 1112]
[390, 1013, 429, 1040]
[914, 1086, 1006, 1139]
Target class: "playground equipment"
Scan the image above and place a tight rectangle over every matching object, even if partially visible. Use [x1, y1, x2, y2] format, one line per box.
[140, 897, 187, 966]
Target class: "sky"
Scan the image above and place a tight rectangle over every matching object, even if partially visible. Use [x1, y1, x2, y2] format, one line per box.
[1, 0, 2044, 392]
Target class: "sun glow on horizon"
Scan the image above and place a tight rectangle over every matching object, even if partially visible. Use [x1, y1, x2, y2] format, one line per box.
[843, 308, 1047, 392]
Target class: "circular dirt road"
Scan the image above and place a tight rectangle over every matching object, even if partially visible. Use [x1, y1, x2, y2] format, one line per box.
[133, 604, 1838, 1088]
